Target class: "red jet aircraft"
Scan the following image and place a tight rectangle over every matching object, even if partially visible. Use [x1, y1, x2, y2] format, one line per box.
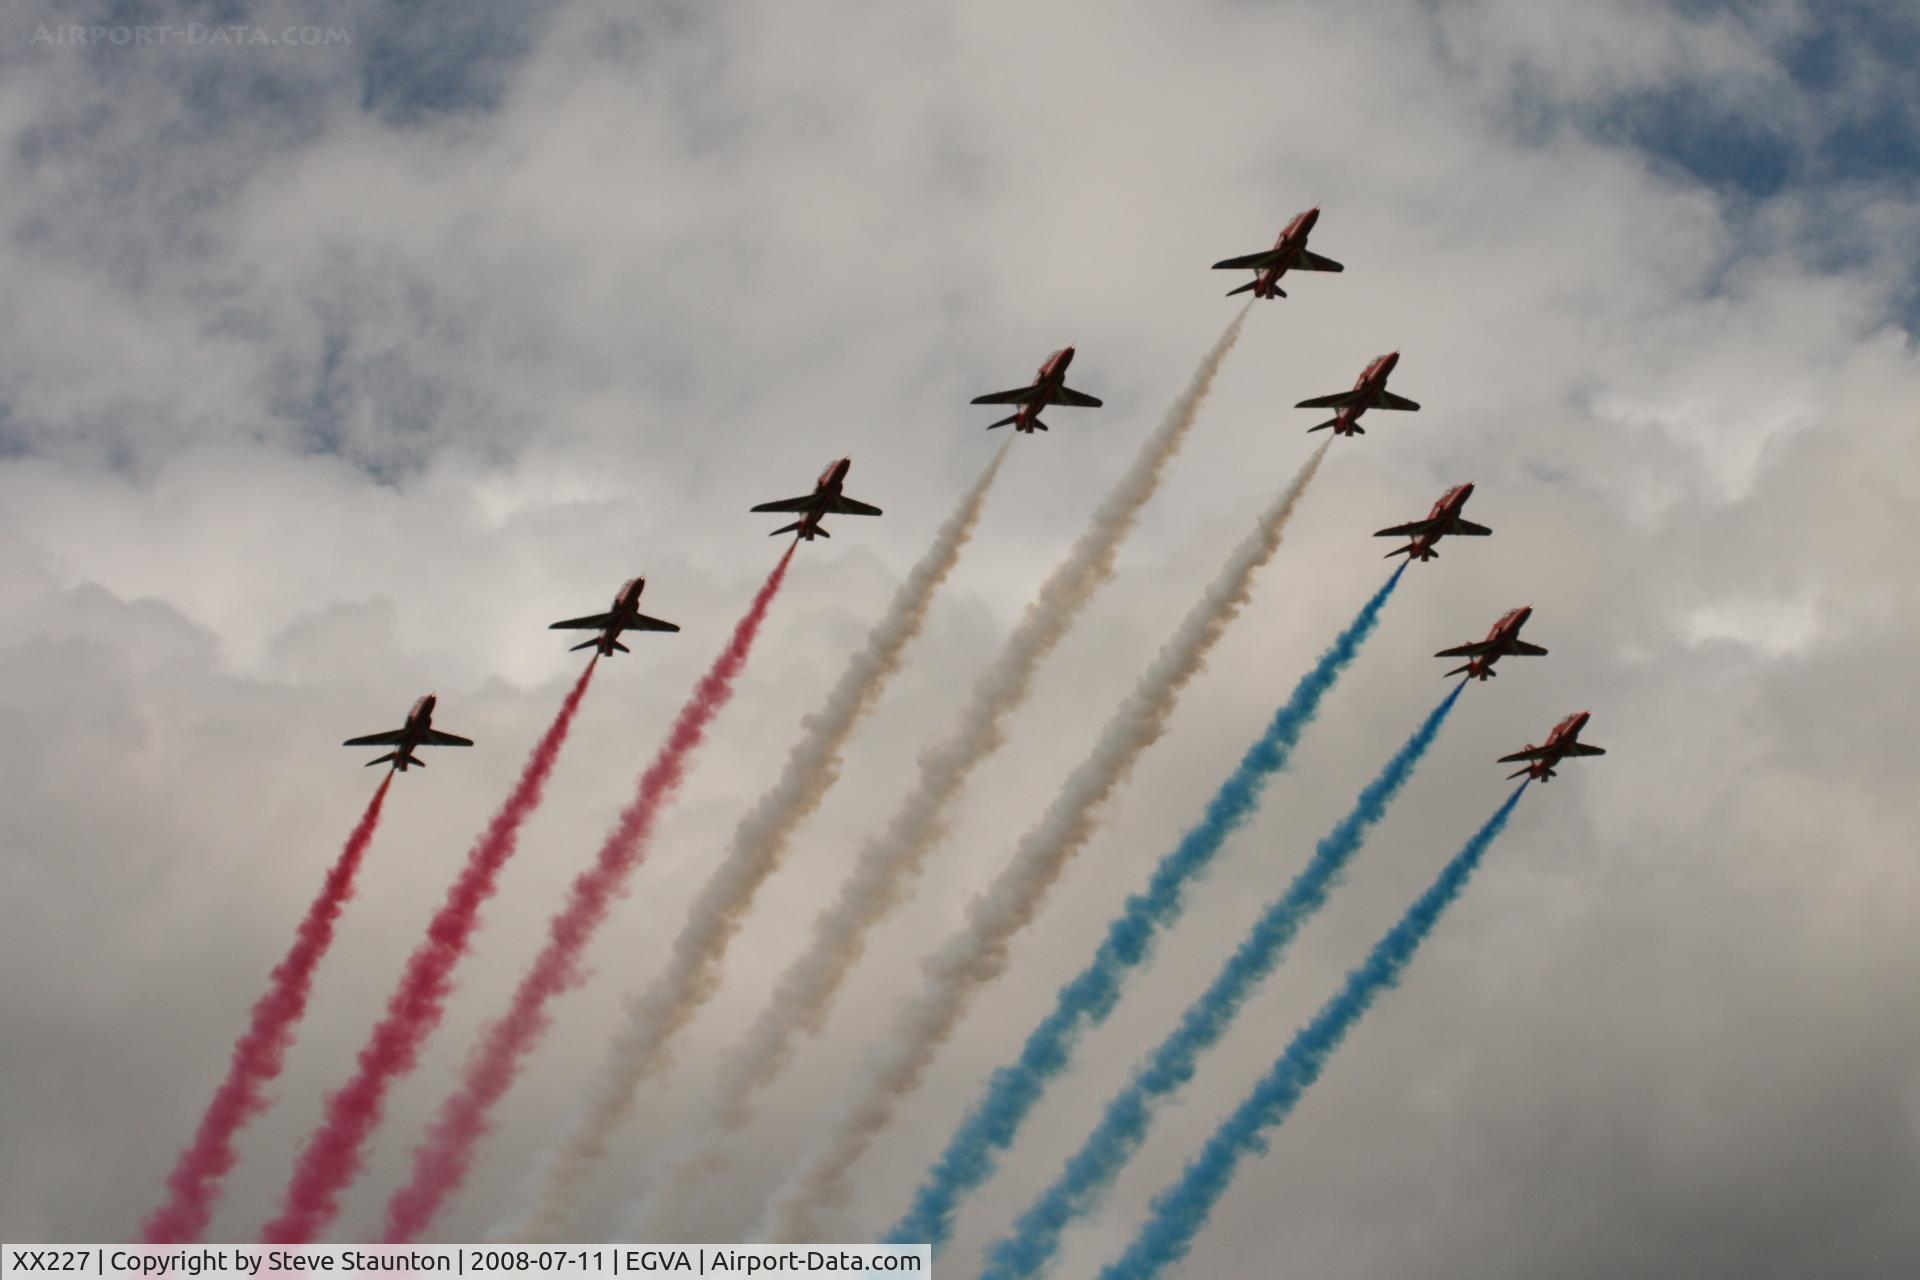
[751, 457, 883, 540]
[549, 576, 681, 656]
[1376, 483, 1492, 561]
[1211, 207, 1345, 299]
[1296, 352, 1420, 436]
[343, 694, 473, 771]
[1499, 711, 1606, 781]
[1436, 606, 1548, 681]
[970, 346, 1103, 433]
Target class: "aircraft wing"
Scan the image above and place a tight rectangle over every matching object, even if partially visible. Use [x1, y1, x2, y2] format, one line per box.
[970, 385, 1042, 406]
[1211, 249, 1286, 270]
[1435, 641, 1492, 658]
[1295, 390, 1363, 410]
[1377, 391, 1421, 411]
[422, 729, 474, 747]
[1497, 746, 1553, 763]
[829, 495, 883, 517]
[1566, 743, 1606, 756]
[549, 612, 616, 630]
[1510, 640, 1550, 656]
[629, 613, 681, 633]
[751, 494, 820, 514]
[1454, 519, 1493, 536]
[1055, 386, 1104, 408]
[343, 729, 408, 747]
[1297, 250, 1345, 272]
[1374, 520, 1435, 538]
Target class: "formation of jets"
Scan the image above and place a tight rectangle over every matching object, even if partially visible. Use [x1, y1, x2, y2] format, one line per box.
[345, 208, 1604, 784]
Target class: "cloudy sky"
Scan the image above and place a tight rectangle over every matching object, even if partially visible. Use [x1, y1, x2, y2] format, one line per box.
[3, 0, 1918, 1272]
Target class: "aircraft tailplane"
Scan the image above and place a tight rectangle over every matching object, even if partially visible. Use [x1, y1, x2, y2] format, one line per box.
[1306, 418, 1340, 433]
[1226, 281, 1258, 297]
[569, 638, 601, 652]
[771, 521, 803, 537]
[986, 413, 1022, 430]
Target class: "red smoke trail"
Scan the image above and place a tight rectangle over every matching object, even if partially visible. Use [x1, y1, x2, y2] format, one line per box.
[382, 548, 795, 1242]
[141, 775, 395, 1243]
[260, 658, 601, 1242]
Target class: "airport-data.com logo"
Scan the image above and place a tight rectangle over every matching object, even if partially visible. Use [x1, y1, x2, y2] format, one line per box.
[30, 23, 352, 48]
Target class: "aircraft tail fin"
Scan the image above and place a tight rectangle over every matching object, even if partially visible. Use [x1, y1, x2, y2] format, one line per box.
[986, 413, 1021, 430]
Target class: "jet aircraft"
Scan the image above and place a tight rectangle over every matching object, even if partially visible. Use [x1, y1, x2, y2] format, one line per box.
[549, 577, 680, 656]
[1436, 606, 1547, 681]
[343, 694, 473, 771]
[1375, 483, 1491, 561]
[1499, 711, 1605, 781]
[1296, 352, 1419, 435]
[1211, 207, 1345, 299]
[970, 347, 1103, 433]
[750, 457, 882, 540]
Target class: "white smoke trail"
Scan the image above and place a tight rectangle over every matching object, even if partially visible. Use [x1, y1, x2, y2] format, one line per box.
[755, 441, 1328, 1241]
[631, 308, 1251, 1236]
[495, 445, 1010, 1242]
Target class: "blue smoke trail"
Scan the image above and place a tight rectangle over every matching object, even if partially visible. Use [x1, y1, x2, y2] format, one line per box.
[882, 566, 1405, 1250]
[1099, 784, 1529, 1280]
[981, 677, 1466, 1279]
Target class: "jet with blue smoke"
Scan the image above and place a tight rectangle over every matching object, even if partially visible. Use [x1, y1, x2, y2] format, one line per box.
[883, 566, 1406, 1252]
[1099, 784, 1529, 1280]
[981, 677, 1467, 1279]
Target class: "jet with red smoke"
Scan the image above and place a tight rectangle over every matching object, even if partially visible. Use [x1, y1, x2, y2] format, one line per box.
[751, 457, 883, 541]
[1211, 207, 1345, 299]
[343, 695, 473, 771]
[549, 577, 681, 656]
[1375, 483, 1491, 561]
[970, 347, 1104, 433]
